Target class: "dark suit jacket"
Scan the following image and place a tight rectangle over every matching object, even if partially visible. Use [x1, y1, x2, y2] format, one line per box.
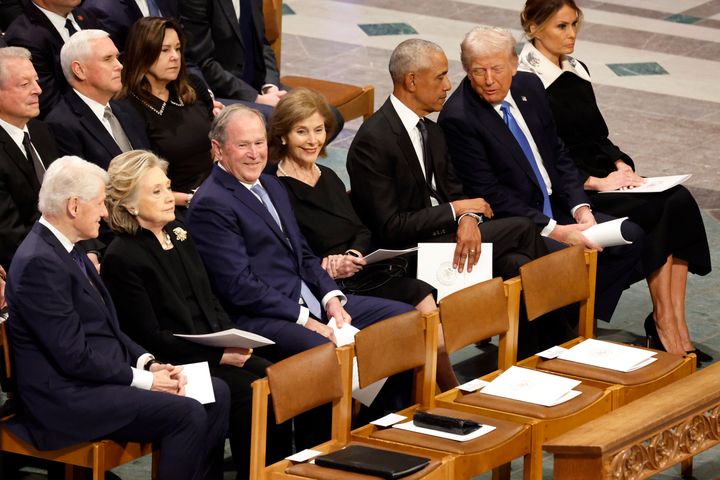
[45, 90, 151, 169]
[439, 73, 590, 227]
[101, 221, 233, 366]
[4, 3, 99, 118]
[180, 0, 280, 100]
[0, 119, 58, 270]
[5, 222, 148, 450]
[83, 0, 178, 51]
[346, 98, 466, 248]
[187, 166, 338, 324]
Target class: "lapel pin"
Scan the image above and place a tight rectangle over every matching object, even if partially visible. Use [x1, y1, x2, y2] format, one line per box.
[521, 96, 528, 102]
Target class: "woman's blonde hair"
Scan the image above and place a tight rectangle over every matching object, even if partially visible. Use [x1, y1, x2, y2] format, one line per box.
[106, 150, 169, 235]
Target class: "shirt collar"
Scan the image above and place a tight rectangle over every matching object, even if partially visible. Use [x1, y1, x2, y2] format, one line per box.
[0, 117, 29, 151]
[517, 41, 591, 88]
[390, 94, 423, 136]
[39, 216, 75, 253]
[492, 90, 519, 116]
[217, 162, 260, 191]
[74, 89, 109, 123]
[33, 3, 78, 39]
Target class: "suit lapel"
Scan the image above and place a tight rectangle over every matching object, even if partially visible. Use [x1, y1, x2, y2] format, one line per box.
[219, 0, 243, 44]
[381, 101, 431, 207]
[0, 127, 38, 190]
[26, 3, 64, 44]
[68, 92, 121, 158]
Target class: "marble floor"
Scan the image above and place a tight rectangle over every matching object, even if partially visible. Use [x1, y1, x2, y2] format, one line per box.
[9, 0, 720, 478]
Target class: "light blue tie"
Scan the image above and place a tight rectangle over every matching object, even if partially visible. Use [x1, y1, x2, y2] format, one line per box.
[500, 101, 553, 219]
[251, 183, 323, 318]
[146, 0, 162, 16]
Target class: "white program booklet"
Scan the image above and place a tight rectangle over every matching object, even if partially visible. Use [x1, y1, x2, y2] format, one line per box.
[417, 243, 492, 301]
[174, 328, 274, 349]
[363, 247, 418, 264]
[180, 361, 215, 404]
[481, 366, 582, 407]
[582, 217, 633, 247]
[557, 338, 657, 372]
[599, 174, 690, 193]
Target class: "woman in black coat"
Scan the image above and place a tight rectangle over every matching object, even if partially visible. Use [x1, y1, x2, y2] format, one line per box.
[519, 0, 711, 359]
[101, 150, 291, 480]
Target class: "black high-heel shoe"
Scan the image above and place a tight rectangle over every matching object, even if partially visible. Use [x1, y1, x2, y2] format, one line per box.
[687, 347, 713, 363]
[643, 312, 666, 352]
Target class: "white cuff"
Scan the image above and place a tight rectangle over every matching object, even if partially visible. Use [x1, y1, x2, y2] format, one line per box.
[570, 203, 591, 218]
[131, 367, 154, 390]
[540, 219, 557, 237]
[297, 306, 310, 326]
[322, 290, 347, 309]
[136, 353, 154, 370]
[449, 202, 457, 221]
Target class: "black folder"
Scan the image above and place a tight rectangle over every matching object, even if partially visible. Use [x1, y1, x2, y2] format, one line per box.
[314, 445, 430, 479]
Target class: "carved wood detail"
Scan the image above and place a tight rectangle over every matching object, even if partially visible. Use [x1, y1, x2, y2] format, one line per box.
[609, 406, 720, 480]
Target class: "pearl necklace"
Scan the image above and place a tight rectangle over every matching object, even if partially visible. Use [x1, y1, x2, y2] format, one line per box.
[131, 92, 184, 116]
[277, 159, 321, 185]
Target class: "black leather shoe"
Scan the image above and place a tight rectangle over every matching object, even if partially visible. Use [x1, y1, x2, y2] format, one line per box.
[643, 312, 665, 352]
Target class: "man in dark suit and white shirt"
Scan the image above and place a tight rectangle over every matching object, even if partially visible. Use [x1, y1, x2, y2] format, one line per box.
[438, 26, 644, 321]
[0, 46, 58, 270]
[6, 155, 229, 480]
[45, 29, 150, 170]
[4, 0, 100, 117]
[346, 39, 547, 280]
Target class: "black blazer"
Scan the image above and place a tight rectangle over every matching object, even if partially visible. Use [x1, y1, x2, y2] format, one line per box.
[101, 221, 233, 366]
[4, 3, 99, 118]
[0, 119, 58, 270]
[439, 72, 590, 227]
[180, 0, 280, 100]
[346, 98, 465, 248]
[45, 90, 151, 169]
[83, 0, 179, 51]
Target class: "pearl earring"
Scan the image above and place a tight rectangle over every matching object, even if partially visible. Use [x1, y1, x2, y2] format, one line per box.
[281, 138, 287, 145]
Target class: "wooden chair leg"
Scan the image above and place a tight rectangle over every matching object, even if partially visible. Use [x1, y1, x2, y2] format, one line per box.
[491, 462, 511, 480]
[528, 436, 544, 480]
[522, 453, 532, 480]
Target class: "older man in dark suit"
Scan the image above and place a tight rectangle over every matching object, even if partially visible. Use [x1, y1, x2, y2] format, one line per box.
[439, 26, 644, 322]
[187, 105, 413, 363]
[347, 39, 547, 281]
[0, 47, 58, 271]
[6, 155, 229, 480]
[45, 29, 150, 170]
[4, 0, 99, 117]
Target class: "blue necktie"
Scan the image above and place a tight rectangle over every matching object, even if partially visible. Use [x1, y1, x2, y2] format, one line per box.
[251, 183, 323, 318]
[70, 246, 89, 278]
[146, 0, 162, 16]
[500, 101, 553, 219]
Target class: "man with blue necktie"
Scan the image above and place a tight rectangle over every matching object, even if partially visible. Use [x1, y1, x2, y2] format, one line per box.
[439, 26, 645, 322]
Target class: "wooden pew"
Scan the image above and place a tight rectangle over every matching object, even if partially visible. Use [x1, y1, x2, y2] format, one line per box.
[543, 361, 720, 479]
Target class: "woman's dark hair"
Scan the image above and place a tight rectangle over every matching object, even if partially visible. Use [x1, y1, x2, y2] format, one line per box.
[119, 17, 196, 104]
[520, 0, 583, 39]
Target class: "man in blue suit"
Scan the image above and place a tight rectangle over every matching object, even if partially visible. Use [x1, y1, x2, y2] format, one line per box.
[439, 26, 644, 321]
[187, 104, 414, 362]
[6, 155, 229, 480]
[45, 29, 150, 170]
[4, 0, 100, 117]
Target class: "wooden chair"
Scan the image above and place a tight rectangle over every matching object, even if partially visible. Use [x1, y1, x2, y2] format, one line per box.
[434, 277, 616, 480]
[515, 245, 696, 408]
[262, 0, 375, 122]
[350, 310, 533, 480]
[0, 322, 157, 480]
[249, 342, 452, 480]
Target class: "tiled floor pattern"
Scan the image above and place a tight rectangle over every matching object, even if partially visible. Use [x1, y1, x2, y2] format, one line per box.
[10, 0, 720, 478]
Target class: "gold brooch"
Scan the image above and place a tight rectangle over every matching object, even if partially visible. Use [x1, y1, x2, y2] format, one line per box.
[173, 227, 187, 241]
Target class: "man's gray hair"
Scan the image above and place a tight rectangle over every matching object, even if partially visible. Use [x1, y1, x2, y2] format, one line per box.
[388, 39, 445, 84]
[60, 29, 111, 83]
[209, 103, 266, 144]
[460, 26, 517, 72]
[0, 47, 32, 87]
[38, 156, 109, 216]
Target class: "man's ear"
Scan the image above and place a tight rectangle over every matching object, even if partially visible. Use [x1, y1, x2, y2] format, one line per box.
[404, 72, 416, 92]
[67, 197, 79, 218]
[210, 139, 222, 162]
[71, 60, 86, 82]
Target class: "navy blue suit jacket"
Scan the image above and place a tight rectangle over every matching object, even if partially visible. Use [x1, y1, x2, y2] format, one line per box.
[83, 0, 179, 51]
[45, 91, 151, 169]
[5, 223, 148, 449]
[187, 166, 338, 324]
[439, 72, 590, 227]
[4, 3, 99, 118]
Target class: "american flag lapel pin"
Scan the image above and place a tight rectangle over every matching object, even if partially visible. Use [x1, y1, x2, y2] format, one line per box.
[521, 96, 528, 102]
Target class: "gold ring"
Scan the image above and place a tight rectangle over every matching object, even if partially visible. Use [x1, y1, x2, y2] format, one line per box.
[469, 250, 476, 253]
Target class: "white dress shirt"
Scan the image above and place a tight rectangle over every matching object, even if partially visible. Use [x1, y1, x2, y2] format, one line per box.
[33, 3, 81, 43]
[0, 118, 43, 171]
[73, 89, 122, 141]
